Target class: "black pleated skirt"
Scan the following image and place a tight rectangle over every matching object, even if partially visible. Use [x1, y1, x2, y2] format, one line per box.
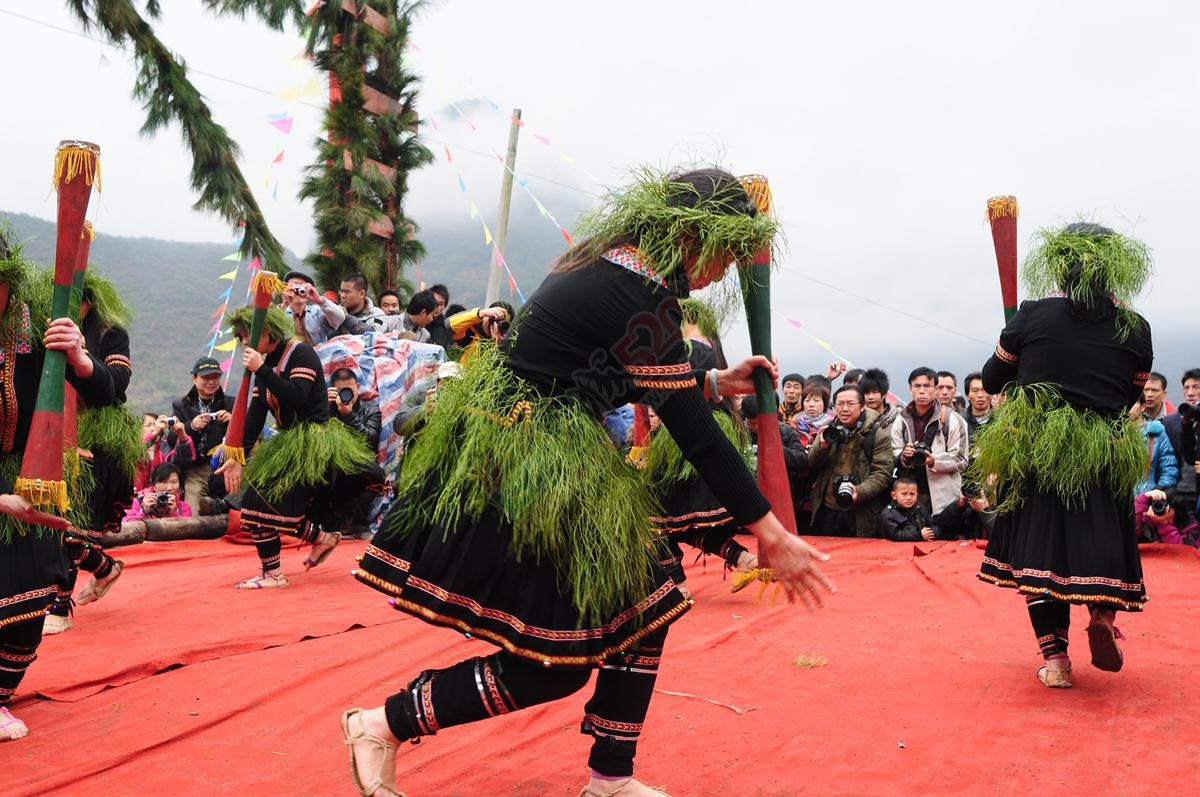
[0, 530, 68, 629]
[356, 489, 691, 666]
[978, 478, 1146, 610]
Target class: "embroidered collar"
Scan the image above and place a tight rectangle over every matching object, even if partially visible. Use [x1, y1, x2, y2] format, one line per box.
[602, 245, 669, 290]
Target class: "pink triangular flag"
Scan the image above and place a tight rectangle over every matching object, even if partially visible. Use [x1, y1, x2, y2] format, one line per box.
[269, 117, 294, 134]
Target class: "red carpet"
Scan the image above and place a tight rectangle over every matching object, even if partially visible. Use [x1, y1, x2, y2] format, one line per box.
[7, 537, 1200, 796]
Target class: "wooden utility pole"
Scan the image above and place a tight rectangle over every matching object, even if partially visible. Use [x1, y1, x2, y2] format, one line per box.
[486, 109, 522, 305]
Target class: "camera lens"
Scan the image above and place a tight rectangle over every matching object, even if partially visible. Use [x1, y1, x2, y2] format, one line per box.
[835, 477, 855, 509]
[338, 387, 354, 404]
[1150, 499, 1169, 515]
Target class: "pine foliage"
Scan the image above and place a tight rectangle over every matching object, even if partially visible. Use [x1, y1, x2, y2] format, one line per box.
[63, 1, 288, 272]
[299, 1, 432, 294]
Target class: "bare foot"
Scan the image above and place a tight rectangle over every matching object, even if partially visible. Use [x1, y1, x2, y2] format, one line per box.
[582, 776, 670, 796]
[343, 707, 402, 797]
[1, 707, 29, 741]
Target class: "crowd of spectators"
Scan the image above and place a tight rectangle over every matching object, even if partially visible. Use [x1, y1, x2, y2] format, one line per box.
[129, 272, 1200, 552]
[731, 364, 1200, 547]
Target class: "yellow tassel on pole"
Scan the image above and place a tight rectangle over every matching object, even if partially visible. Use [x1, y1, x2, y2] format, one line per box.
[83, 221, 95, 241]
[986, 195, 1019, 222]
[739, 174, 773, 215]
[53, 141, 102, 193]
[250, 270, 288, 297]
[210, 444, 247, 466]
[14, 477, 71, 515]
[730, 566, 778, 594]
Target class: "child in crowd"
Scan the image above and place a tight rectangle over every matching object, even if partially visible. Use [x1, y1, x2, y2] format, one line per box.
[124, 462, 193, 522]
[880, 476, 937, 541]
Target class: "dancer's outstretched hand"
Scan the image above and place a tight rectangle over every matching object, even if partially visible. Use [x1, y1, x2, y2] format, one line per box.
[747, 512, 835, 609]
[0, 493, 72, 530]
[215, 459, 243, 495]
[718, 355, 779, 396]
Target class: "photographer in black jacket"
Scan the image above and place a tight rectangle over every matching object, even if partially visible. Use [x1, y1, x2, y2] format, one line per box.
[171, 356, 235, 514]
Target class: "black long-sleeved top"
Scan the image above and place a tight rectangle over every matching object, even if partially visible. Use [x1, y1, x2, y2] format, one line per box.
[504, 258, 772, 526]
[244, 339, 328, 451]
[981, 297, 1153, 414]
[82, 314, 131, 405]
[172, 386, 236, 459]
[0, 302, 115, 492]
[332, 397, 382, 449]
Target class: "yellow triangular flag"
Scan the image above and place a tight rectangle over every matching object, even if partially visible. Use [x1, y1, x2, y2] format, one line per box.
[218, 268, 238, 280]
[213, 338, 238, 352]
[484, 225, 493, 246]
[222, 252, 241, 262]
[276, 87, 300, 102]
[299, 77, 321, 97]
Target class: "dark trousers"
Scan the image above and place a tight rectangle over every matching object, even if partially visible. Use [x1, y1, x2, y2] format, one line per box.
[812, 505, 856, 536]
[383, 625, 671, 778]
[49, 536, 118, 618]
[0, 615, 45, 708]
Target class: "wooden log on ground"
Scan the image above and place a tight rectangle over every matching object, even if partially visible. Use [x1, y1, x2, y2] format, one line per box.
[96, 523, 146, 548]
[142, 515, 229, 542]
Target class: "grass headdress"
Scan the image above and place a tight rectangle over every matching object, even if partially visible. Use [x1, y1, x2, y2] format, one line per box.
[227, 304, 294, 344]
[81, 271, 132, 329]
[0, 221, 32, 305]
[1022, 221, 1151, 338]
[566, 167, 778, 287]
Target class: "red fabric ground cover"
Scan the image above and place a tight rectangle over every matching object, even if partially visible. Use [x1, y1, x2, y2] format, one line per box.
[7, 537, 1200, 796]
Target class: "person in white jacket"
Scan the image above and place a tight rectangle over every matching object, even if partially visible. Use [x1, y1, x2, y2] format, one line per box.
[890, 366, 969, 515]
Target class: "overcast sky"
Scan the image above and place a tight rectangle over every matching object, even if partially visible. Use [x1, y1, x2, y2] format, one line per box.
[1, 1, 1196, 385]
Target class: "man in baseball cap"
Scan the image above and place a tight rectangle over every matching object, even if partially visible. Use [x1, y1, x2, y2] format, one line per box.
[171, 356, 237, 514]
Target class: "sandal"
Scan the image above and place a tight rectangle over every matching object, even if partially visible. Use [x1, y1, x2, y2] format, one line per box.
[342, 708, 404, 797]
[234, 572, 289, 590]
[1, 707, 29, 741]
[76, 559, 125, 606]
[579, 778, 671, 796]
[303, 531, 342, 570]
[1036, 661, 1073, 689]
[1086, 607, 1125, 672]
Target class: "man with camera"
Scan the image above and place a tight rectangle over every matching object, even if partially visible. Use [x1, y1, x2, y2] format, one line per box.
[327, 368, 382, 451]
[890, 366, 969, 517]
[172, 356, 236, 515]
[805, 384, 895, 536]
[282, 270, 348, 345]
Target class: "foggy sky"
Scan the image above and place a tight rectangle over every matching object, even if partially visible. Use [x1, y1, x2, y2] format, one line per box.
[1, 0, 1196, 387]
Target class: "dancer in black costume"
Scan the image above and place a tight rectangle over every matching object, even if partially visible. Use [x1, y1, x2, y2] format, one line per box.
[346, 168, 835, 797]
[974, 221, 1154, 688]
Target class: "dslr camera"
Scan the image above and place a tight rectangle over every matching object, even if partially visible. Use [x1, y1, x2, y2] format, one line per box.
[1149, 498, 1170, 516]
[910, 441, 931, 467]
[337, 387, 355, 405]
[833, 475, 856, 508]
[822, 424, 851, 445]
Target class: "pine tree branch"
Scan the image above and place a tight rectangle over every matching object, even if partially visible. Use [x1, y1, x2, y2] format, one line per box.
[66, 1, 287, 271]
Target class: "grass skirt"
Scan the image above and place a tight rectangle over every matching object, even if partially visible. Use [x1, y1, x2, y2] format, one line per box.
[79, 405, 144, 481]
[357, 347, 689, 664]
[244, 421, 377, 504]
[973, 385, 1147, 610]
